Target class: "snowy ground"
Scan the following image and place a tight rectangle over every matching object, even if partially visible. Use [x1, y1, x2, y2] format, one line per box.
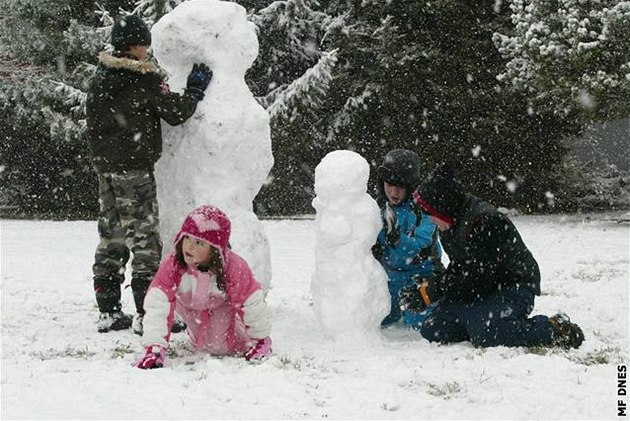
[1, 212, 629, 420]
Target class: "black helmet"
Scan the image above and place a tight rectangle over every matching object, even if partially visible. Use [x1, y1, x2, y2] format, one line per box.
[376, 149, 421, 191]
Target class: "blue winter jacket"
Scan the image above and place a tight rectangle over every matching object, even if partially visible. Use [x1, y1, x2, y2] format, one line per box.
[376, 198, 442, 287]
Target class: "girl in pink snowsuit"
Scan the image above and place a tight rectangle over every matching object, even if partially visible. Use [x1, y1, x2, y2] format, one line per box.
[135, 205, 272, 369]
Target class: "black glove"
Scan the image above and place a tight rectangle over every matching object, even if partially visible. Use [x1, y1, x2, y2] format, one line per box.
[399, 283, 425, 312]
[186, 63, 212, 100]
[384, 203, 399, 247]
[371, 241, 383, 260]
[399, 278, 439, 312]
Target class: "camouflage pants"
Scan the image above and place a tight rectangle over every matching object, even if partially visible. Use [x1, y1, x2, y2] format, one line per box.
[93, 171, 162, 314]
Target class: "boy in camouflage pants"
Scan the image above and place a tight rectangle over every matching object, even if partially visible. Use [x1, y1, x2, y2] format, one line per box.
[86, 15, 211, 333]
[92, 172, 162, 332]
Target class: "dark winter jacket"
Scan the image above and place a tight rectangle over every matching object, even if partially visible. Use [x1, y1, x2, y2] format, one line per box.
[436, 194, 541, 303]
[86, 51, 199, 173]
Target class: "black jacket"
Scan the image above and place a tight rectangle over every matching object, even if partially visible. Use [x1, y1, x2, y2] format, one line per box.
[86, 51, 198, 173]
[436, 194, 541, 303]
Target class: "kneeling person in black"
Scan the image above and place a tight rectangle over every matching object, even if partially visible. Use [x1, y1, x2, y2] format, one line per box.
[406, 165, 584, 349]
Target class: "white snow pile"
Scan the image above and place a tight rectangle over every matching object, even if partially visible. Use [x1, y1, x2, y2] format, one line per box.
[152, 0, 273, 290]
[311, 150, 390, 342]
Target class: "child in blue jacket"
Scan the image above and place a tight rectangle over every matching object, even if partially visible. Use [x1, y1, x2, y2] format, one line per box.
[372, 149, 442, 328]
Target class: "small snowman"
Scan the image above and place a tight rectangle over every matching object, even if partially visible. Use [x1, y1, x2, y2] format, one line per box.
[152, 0, 273, 291]
[310, 150, 390, 341]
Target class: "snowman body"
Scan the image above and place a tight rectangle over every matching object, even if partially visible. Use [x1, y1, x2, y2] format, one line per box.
[152, 0, 273, 290]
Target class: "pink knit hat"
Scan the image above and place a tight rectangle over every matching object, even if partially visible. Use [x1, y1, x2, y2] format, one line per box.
[174, 205, 231, 253]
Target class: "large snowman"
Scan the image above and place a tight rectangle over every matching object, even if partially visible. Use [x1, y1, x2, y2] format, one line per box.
[311, 150, 390, 341]
[151, 0, 273, 291]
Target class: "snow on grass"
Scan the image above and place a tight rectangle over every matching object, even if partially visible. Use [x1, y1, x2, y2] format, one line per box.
[1, 213, 628, 419]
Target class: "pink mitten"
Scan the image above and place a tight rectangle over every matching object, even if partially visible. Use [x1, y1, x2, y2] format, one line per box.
[244, 337, 272, 361]
[134, 345, 166, 369]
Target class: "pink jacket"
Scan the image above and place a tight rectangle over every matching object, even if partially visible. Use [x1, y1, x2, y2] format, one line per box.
[141, 205, 271, 355]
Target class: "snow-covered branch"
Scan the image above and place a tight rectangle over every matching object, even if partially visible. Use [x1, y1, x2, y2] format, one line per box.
[265, 49, 338, 122]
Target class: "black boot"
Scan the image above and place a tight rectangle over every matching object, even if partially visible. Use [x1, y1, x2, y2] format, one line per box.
[550, 312, 584, 349]
[132, 313, 144, 336]
[97, 311, 132, 333]
[171, 316, 187, 333]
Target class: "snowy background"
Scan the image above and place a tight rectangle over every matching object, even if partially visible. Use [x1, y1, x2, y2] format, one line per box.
[2, 212, 628, 420]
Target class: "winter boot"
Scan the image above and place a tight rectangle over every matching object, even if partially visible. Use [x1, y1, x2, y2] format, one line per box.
[380, 313, 401, 328]
[549, 312, 585, 349]
[97, 311, 132, 333]
[132, 313, 144, 336]
[132, 313, 186, 336]
[171, 316, 187, 334]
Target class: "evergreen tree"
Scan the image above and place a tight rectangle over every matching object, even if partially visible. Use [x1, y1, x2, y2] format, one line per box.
[0, 0, 133, 218]
[494, 0, 630, 121]
[306, 0, 580, 211]
[249, 0, 329, 97]
[2, 0, 622, 217]
[248, 0, 334, 214]
[256, 50, 338, 214]
[134, 0, 183, 22]
[493, 0, 630, 210]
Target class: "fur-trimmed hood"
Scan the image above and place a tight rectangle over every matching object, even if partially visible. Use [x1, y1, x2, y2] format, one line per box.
[98, 51, 157, 75]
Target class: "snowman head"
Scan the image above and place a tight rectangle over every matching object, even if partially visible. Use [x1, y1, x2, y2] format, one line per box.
[315, 150, 370, 202]
[152, 0, 258, 78]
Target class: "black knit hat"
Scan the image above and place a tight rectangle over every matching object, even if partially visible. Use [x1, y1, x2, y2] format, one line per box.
[111, 15, 151, 51]
[376, 149, 421, 191]
[412, 164, 465, 224]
